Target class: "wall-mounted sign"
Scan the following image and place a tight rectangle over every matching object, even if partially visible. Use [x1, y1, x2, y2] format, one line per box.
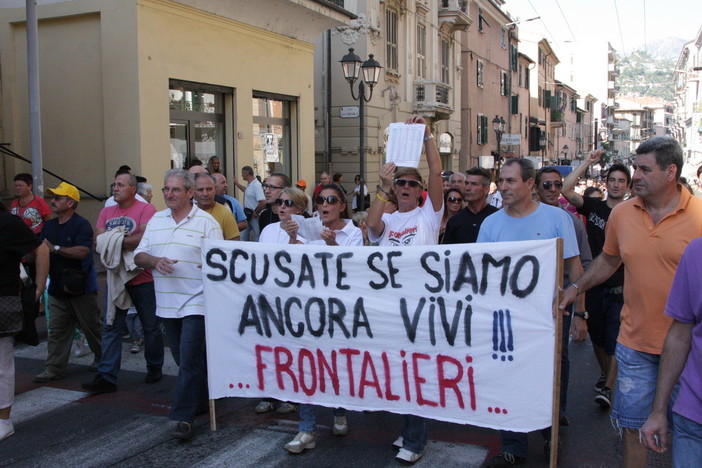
[439, 133, 453, 153]
[501, 134, 521, 145]
[339, 106, 359, 118]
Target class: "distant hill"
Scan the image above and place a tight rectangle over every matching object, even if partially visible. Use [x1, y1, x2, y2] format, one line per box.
[616, 38, 685, 101]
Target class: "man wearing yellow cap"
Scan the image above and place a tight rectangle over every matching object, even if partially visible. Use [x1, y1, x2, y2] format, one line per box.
[34, 182, 103, 382]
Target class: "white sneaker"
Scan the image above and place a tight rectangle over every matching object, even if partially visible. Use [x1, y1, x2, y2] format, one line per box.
[396, 447, 423, 463]
[284, 431, 317, 454]
[73, 338, 90, 357]
[332, 415, 348, 436]
[0, 420, 14, 442]
[393, 436, 404, 449]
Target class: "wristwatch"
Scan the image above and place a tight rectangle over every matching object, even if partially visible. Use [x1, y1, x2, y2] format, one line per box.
[573, 311, 589, 320]
[54, 245, 61, 253]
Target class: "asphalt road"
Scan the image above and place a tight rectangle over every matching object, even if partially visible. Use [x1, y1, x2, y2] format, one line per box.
[2, 317, 673, 468]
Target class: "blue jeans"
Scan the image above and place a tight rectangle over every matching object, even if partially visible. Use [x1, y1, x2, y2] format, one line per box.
[672, 411, 702, 468]
[298, 405, 346, 432]
[401, 415, 427, 454]
[501, 313, 572, 457]
[97, 282, 164, 384]
[162, 315, 207, 423]
[612, 343, 659, 429]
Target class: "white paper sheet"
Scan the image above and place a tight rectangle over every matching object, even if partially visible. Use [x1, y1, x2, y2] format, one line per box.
[385, 123, 426, 168]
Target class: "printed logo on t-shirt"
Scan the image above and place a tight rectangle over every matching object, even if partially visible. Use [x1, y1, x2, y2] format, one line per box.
[105, 216, 136, 234]
[11, 206, 43, 233]
[387, 226, 417, 246]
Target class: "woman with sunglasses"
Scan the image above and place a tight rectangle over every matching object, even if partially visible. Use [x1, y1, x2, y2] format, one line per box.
[302, 184, 363, 247]
[258, 188, 308, 245]
[367, 114, 443, 464]
[282, 184, 361, 454]
[439, 188, 464, 244]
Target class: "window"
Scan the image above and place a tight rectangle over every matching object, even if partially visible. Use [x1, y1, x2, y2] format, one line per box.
[440, 38, 450, 84]
[511, 44, 518, 71]
[478, 8, 488, 32]
[386, 9, 399, 72]
[169, 80, 229, 170]
[524, 67, 530, 90]
[477, 114, 488, 145]
[500, 70, 509, 96]
[518, 64, 523, 87]
[501, 27, 506, 48]
[538, 86, 542, 107]
[477, 60, 484, 88]
[416, 23, 426, 79]
[252, 92, 295, 178]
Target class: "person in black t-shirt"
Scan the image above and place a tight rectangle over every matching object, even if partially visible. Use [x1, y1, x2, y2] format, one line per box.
[562, 150, 631, 408]
[443, 167, 498, 244]
[35, 182, 103, 383]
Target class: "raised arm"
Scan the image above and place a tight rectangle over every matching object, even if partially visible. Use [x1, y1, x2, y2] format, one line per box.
[407, 115, 442, 211]
[367, 162, 395, 239]
[562, 150, 605, 207]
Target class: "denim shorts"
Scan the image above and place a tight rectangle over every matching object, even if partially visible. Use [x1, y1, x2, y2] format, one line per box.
[612, 343, 659, 429]
[672, 411, 702, 468]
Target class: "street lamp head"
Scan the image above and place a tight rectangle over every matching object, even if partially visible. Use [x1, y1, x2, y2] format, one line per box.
[492, 115, 505, 135]
[340, 48, 362, 84]
[361, 54, 383, 88]
[539, 133, 547, 149]
[562, 144, 569, 153]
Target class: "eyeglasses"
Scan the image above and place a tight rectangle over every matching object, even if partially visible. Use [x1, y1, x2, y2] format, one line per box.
[162, 187, 185, 194]
[274, 198, 296, 207]
[541, 181, 563, 190]
[394, 179, 422, 188]
[316, 195, 341, 205]
[447, 196, 463, 203]
[262, 184, 283, 190]
[51, 195, 68, 201]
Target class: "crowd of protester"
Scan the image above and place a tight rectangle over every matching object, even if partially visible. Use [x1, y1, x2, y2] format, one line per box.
[1, 127, 701, 467]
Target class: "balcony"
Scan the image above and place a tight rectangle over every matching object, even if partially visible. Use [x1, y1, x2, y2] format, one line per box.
[439, 0, 472, 32]
[413, 81, 453, 121]
[550, 109, 564, 127]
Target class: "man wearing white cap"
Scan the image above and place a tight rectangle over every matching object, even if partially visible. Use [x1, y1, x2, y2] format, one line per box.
[35, 182, 103, 382]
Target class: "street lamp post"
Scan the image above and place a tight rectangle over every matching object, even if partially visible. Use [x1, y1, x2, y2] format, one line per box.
[492, 115, 506, 171]
[539, 132, 547, 168]
[340, 48, 382, 211]
[562, 144, 570, 165]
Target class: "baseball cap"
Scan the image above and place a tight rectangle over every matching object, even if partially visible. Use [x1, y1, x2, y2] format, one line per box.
[47, 182, 80, 202]
[296, 179, 307, 188]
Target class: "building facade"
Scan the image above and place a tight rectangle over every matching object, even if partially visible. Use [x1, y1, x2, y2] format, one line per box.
[0, 0, 352, 218]
[673, 26, 702, 181]
[313, 0, 464, 192]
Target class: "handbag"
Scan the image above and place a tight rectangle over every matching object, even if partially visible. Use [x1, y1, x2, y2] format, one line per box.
[0, 296, 23, 337]
[62, 269, 88, 297]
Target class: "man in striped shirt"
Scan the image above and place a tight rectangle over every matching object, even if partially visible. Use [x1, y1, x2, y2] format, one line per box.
[135, 169, 223, 441]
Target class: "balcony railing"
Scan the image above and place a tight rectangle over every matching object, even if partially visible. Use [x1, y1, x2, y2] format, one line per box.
[414, 81, 453, 120]
[439, 0, 471, 31]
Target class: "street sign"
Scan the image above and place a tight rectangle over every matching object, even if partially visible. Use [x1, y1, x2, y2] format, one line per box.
[501, 133, 521, 145]
[339, 106, 359, 118]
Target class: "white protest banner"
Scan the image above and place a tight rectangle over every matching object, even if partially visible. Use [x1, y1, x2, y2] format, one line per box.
[202, 239, 558, 432]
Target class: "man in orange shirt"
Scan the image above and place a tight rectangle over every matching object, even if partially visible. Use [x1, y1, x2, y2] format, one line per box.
[561, 136, 702, 468]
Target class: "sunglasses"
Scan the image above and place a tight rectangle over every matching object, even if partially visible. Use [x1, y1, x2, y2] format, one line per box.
[51, 195, 69, 201]
[541, 181, 563, 190]
[447, 196, 463, 203]
[394, 179, 422, 188]
[316, 195, 341, 205]
[274, 198, 296, 207]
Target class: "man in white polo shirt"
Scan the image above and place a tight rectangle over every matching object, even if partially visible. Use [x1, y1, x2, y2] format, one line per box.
[135, 169, 223, 441]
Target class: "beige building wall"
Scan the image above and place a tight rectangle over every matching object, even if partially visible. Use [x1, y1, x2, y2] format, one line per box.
[1, 0, 348, 220]
[460, 0, 514, 170]
[314, 0, 464, 193]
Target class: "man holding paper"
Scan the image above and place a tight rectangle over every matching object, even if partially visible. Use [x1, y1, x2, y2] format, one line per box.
[367, 114, 442, 463]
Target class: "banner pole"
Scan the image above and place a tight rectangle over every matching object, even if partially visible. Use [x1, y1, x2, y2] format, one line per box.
[209, 399, 217, 431]
[550, 238, 564, 468]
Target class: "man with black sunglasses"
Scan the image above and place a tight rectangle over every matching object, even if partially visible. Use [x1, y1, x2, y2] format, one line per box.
[258, 173, 292, 234]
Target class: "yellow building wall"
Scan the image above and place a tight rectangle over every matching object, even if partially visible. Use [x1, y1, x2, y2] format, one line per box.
[1, 0, 317, 218]
[136, 0, 316, 208]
